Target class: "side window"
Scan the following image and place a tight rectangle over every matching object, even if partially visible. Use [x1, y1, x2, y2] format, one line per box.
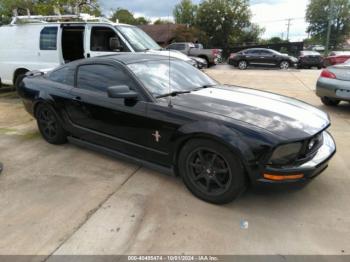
[49, 67, 74, 86]
[90, 27, 128, 52]
[77, 64, 135, 93]
[169, 44, 185, 51]
[40, 27, 58, 50]
[260, 50, 272, 55]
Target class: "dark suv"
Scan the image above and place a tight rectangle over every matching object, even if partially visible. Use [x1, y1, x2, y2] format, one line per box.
[228, 48, 298, 70]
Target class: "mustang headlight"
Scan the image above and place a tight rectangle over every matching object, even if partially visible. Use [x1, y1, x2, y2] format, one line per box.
[269, 142, 303, 165]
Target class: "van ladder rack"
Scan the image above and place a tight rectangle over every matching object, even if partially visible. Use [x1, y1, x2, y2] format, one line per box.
[10, 14, 111, 25]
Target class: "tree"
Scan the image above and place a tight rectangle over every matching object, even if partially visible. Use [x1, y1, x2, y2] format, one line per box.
[111, 8, 136, 24]
[230, 23, 265, 45]
[173, 25, 208, 45]
[153, 18, 173, 25]
[306, 0, 350, 49]
[195, 0, 251, 53]
[173, 0, 197, 25]
[135, 16, 150, 25]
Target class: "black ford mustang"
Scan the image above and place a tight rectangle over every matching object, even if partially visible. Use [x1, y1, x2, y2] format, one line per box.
[18, 54, 336, 204]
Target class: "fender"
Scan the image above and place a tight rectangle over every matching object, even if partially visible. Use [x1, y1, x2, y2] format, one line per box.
[171, 121, 257, 175]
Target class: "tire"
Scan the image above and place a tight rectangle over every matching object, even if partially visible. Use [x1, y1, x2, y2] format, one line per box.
[14, 73, 27, 91]
[35, 104, 67, 145]
[238, 60, 248, 70]
[321, 97, 340, 106]
[280, 61, 290, 70]
[178, 139, 246, 204]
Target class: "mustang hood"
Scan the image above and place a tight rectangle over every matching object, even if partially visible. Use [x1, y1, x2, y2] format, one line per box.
[172, 86, 330, 140]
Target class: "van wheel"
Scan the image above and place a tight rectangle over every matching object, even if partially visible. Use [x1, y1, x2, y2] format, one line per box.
[178, 139, 246, 204]
[35, 104, 67, 145]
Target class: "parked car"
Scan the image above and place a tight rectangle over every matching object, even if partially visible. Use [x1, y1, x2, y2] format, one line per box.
[166, 42, 222, 66]
[316, 59, 350, 106]
[0, 14, 195, 89]
[228, 48, 298, 70]
[306, 45, 325, 52]
[18, 54, 336, 204]
[297, 51, 323, 69]
[323, 51, 350, 67]
[189, 56, 208, 69]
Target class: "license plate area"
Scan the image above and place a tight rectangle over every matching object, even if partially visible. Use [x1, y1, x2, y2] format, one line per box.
[336, 89, 350, 99]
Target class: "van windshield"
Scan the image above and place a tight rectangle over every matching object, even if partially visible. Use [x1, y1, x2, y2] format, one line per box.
[117, 25, 161, 52]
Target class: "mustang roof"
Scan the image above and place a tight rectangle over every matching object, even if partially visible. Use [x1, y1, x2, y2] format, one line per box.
[86, 54, 175, 65]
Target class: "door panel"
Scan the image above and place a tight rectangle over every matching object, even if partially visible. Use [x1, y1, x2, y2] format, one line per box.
[66, 63, 169, 164]
[86, 25, 130, 58]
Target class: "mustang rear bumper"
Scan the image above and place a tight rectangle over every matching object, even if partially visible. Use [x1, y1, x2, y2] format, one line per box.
[257, 131, 336, 184]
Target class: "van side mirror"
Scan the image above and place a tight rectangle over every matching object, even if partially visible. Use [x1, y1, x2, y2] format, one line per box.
[109, 37, 123, 51]
[107, 85, 138, 100]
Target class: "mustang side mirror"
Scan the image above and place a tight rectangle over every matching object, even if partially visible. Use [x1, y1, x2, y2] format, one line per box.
[109, 37, 123, 51]
[107, 85, 138, 100]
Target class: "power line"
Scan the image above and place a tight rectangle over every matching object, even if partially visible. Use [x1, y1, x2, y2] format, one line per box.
[254, 17, 304, 24]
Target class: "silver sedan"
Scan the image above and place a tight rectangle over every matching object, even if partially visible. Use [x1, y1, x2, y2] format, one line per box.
[316, 59, 350, 106]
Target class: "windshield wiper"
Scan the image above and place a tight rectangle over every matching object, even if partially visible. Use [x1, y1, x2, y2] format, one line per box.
[156, 85, 216, 99]
[156, 90, 191, 99]
[192, 84, 216, 91]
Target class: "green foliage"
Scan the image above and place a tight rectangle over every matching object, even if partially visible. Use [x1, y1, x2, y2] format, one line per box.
[135, 16, 150, 25]
[110, 8, 150, 25]
[173, 25, 208, 45]
[173, 0, 197, 25]
[195, 0, 252, 52]
[111, 8, 135, 24]
[259, 36, 290, 46]
[306, 0, 350, 49]
[230, 23, 265, 45]
[153, 18, 173, 25]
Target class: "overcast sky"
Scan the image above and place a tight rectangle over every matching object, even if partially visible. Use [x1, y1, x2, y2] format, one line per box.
[99, 0, 309, 41]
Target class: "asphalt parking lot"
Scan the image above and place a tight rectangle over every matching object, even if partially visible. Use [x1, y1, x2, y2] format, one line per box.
[0, 67, 350, 258]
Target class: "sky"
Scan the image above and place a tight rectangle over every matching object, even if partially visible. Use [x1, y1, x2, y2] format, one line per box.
[99, 0, 309, 41]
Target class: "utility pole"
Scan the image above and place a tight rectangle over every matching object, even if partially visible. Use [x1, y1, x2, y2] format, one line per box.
[325, 0, 334, 56]
[286, 18, 292, 42]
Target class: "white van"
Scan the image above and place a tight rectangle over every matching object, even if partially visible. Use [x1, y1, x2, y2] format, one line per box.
[0, 15, 194, 88]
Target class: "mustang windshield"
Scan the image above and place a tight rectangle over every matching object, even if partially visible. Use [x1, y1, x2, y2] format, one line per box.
[128, 60, 217, 97]
[117, 25, 161, 51]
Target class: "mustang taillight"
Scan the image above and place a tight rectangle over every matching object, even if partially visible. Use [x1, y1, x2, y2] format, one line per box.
[320, 69, 336, 79]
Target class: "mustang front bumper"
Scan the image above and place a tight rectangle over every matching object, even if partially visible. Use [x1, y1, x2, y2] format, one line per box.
[258, 131, 336, 184]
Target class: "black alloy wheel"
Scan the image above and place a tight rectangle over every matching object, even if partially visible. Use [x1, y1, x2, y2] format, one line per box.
[179, 139, 246, 204]
[36, 104, 67, 144]
[187, 148, 232, 195]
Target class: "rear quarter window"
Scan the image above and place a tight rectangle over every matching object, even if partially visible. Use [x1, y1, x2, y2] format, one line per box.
[49, 67, 74, 86]
[40, 27, 58, 50]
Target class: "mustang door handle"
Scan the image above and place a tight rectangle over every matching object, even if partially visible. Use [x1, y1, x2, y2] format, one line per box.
[73, 96, 82, 101]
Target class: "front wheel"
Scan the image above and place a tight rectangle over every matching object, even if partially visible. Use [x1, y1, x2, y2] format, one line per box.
[178, 139, 246, 204]
[238, 60, 248, 70]
[280, 61, 290, 70]
[36, 104, 67, 144]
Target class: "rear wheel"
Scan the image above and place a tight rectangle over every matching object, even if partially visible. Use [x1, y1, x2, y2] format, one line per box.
[321, 97, 340, 106]
[36, 104, 67, 144]
[179, 139, 246, 204]
[238, 60, 248, 70]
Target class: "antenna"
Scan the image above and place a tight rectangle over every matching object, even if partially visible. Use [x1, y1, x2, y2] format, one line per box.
[167, 13, 172, 108]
